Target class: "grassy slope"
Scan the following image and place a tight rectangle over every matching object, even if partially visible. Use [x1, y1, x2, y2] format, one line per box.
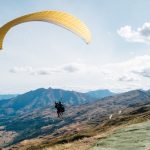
[3, 103, 150, 150]
[90, 121, 150, 150]
[42, 104, 150, 150]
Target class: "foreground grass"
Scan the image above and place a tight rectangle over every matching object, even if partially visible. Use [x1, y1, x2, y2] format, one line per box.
[43, 125, 121, 150]
[43, 109, 150, 150]
[4, 105, 150, 150]
[90, 121, 150, 150]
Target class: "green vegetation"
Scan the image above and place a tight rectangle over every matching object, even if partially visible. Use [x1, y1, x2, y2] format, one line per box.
[90, 121, 150, 150]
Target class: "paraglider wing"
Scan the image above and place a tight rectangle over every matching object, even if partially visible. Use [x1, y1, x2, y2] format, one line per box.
[0, 11, 91, 49]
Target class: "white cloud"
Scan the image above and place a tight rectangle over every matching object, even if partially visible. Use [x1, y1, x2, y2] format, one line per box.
[9, 55, 150, 91]
[10, 55, 150, 80]
[9, 63, 99, 75]
[62, 63, 99, 73]
[94, 55, 150, 91]
[63, 64, 79, 73]
[62, 63, 85, 73]
[9, 66, 58, 75]
[103, 55, 150, 79]
[10, 66, 33, 73]
[118, 76, 138, 82]
[132, 68, 150, 78]
[117, 22, 150, 44]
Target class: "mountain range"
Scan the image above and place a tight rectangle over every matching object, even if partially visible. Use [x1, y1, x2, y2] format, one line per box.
[0, 94, 18, 100]
[0, 88, 150, 149]
[0, 88, 115, 116]
[85, 89, 115, 99]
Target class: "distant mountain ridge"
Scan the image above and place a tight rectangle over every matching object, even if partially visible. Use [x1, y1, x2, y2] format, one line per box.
[85, 89, 115, 99]
[1, 88, 150, 117]
[2, 87, 150, 117]
[0, 94, 18, 100]
[0, 88, 92, 115]
[0, 88, 116, 115]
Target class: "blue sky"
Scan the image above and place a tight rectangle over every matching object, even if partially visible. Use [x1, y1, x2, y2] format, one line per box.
[1, 0, 150, 93]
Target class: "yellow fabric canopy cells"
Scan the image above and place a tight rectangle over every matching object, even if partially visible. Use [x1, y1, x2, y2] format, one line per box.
[0, 10, 92, 49]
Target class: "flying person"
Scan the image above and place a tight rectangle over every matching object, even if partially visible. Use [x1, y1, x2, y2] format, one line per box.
[55, 101, 65, 118]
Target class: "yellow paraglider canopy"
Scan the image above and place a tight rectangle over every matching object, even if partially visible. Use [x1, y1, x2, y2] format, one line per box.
[0, 10, 91, 49]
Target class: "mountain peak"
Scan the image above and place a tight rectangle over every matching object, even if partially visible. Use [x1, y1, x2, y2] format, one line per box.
[85, 89, 115, 99]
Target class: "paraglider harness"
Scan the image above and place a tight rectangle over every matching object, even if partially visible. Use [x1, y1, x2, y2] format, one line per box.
[60, 104, 65, 112]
